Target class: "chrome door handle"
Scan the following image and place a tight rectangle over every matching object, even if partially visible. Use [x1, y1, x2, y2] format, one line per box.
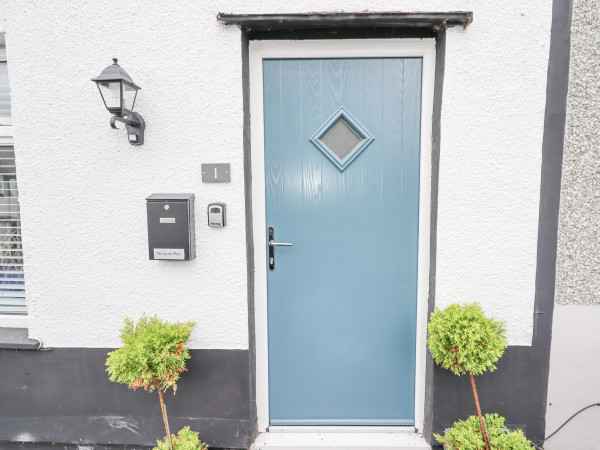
[268, 227, 292, 270]
[269, 241, 293, 247]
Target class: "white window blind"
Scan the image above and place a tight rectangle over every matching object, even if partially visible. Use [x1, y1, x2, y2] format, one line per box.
[0, 35, 24, 315]
[0, 62, 10, 126]
[0, 146, 25, 315]
[0, 35, 10, 127]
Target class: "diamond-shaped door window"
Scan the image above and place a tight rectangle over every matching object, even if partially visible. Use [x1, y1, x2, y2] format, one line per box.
[310, 107, 374, 172]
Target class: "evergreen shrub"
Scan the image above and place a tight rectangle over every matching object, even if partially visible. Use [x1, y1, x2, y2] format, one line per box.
[154, 426, 208, 450]
[427, 302, 507, 376]
[434, 413, 534, 450]
[106, 314, 196, 450]
[106, 314, 195, 393]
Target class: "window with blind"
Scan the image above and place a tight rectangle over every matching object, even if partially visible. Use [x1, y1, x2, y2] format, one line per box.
[0, 35, 25, 316]
[0, 146, 24, 314]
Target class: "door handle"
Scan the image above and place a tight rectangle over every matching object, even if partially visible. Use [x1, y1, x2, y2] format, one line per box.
[268, 226, 292, 270]
[269, 241, 293, 247]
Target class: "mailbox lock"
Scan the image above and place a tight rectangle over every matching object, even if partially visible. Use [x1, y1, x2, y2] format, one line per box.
[164, 204, 170, 210]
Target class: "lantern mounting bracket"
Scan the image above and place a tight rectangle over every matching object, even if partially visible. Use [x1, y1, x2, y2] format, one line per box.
[110, 112, 145, 145]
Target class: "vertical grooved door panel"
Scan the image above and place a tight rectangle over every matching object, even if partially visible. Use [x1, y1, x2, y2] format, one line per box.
[264, 58, 422, 425]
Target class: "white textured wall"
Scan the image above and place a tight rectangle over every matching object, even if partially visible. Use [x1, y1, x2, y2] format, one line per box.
[0, 0, 551, 347]
[434, 3, 551, 345]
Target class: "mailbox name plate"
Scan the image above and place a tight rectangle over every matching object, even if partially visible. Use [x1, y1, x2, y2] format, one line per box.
[153, 248, 185, 260]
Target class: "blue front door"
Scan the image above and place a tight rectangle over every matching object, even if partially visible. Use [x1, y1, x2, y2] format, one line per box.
[264, 57, 422, 425]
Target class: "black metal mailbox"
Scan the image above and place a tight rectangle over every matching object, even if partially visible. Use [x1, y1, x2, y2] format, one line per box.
[146, 193, 195, 260]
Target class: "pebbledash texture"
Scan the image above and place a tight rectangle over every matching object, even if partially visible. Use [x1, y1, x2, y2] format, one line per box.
[545, 1, 600, 449]
[555, 0, 600, 306]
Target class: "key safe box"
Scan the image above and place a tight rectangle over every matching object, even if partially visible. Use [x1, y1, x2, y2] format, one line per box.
[146, 193, 196, 260]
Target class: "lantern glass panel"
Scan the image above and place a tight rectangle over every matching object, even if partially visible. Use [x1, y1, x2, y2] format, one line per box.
[97, 81, 122, 110]
[122, 83, 137, 112]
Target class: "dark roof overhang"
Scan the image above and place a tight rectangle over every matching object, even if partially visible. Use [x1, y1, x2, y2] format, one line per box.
[217, 11, 473, 31]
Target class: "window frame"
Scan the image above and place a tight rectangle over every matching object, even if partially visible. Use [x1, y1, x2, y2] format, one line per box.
[0, 127, 27, 328]
[0, 42, 27, 328]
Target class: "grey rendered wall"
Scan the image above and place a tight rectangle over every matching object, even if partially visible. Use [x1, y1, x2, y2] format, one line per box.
[546, 0, 600, 448]
[555, 0, 600, 307]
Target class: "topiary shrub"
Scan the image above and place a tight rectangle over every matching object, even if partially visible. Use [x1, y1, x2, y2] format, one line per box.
[427, 302, 507, 376]
[427, 302, 507, 449]
[434, 413, 534, 450]
[106, 314, 195, 450]
[154, 426, 208, 450]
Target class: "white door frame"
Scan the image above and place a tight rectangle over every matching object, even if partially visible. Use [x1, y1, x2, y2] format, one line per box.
[249, 38, 435, 434]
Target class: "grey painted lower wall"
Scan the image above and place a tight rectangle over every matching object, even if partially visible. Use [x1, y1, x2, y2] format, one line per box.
[0, 444, 151, 450]
[545, 305, 600, 449]
[430, 346, 545, 445]
[0, 348, 255, 449]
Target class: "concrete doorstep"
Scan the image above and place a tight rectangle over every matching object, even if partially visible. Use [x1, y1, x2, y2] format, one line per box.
[250, 431, 430, 449]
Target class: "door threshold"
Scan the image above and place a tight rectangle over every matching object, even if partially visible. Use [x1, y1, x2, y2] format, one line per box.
[268, 425, 417, 433]
[250, 430, 430, 449]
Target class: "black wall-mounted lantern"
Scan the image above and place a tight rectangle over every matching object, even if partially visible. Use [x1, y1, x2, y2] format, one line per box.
[92, 58, 145, 145]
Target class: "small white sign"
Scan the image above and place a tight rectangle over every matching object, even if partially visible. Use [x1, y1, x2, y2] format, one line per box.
[154, 248, 185, 260]
[160, 217, 176, 224]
